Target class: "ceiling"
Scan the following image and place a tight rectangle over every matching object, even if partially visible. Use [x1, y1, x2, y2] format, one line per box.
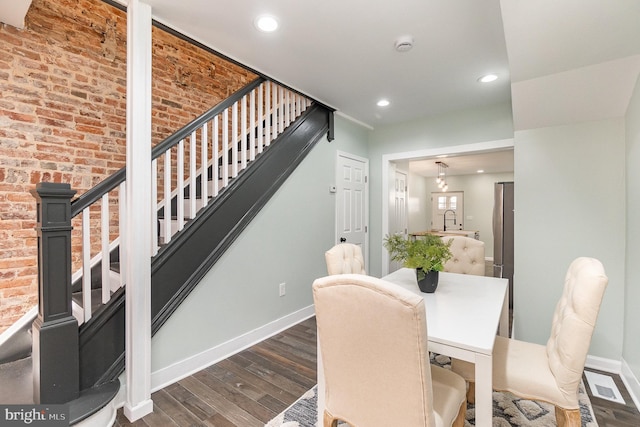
[5, 0, 639, 130]
[408, 151, 514, 179]
[143, 0, 512, 128]
[138, 0, 639, 175]
[3, 0, 639, 174]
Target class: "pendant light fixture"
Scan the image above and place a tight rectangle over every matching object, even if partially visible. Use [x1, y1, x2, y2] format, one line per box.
[435, 161, 448, 192]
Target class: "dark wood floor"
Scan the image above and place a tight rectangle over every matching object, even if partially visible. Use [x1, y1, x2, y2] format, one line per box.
[583, 367, 640, 427]
[114, 316, 640, 427]
[113, 317, 317, 427]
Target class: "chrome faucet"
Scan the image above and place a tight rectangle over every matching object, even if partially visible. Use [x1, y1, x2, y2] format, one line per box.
[443, 209, 457, 231]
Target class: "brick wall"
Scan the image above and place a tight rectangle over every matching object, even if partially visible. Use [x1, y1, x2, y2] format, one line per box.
[0, 0, 257, 332]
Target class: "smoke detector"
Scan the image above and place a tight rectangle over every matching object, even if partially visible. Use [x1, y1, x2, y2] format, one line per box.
[394, 35, 414, 52]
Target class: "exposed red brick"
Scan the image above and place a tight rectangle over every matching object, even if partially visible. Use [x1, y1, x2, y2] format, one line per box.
[0, 0, 257, 332]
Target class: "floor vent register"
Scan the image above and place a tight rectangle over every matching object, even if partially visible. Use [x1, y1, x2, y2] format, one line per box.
[584, 370, 625, 404]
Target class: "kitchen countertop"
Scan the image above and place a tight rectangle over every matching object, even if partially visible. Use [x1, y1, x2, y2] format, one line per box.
[410, 230, 479, 238]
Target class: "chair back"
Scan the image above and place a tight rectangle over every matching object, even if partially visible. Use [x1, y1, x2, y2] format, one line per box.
[313, 274, 437, 427]
[441, 236, 485, 276]
[546, 257, 608, 400]
[325, 243, 366, 275]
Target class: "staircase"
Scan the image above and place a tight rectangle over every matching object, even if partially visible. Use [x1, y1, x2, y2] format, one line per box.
[0, 77, 333, 424]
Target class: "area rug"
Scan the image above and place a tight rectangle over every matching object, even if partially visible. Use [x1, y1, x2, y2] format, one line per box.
[265, 355, 598, 427]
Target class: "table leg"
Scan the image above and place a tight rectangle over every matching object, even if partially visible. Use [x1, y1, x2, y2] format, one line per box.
[499, 285, 509, 337]
[317, 333, 325, 424]
[474, 353, 492, 427]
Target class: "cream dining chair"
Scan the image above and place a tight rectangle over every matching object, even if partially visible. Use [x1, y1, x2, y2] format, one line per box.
[441, 236, 485, 276]
[324, 243, 366, 275]
[313, 274, 467, 427]
[451, 257, 608, 427]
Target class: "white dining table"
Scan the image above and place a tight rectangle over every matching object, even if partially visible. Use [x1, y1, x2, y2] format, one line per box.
[316, 269, 509, 427]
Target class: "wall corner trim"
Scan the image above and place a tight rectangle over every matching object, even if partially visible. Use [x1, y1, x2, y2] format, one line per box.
[621, 358, 640, 412]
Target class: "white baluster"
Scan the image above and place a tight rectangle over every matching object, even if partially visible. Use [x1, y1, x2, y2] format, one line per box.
[201, 123, 208, 208]
[257, 83, 264, 154]
[222, 109, 229, 187]
[279, 85, 285, 134]
[249, 89, 256, 161]
[213, 115, 219, 196]
[241, 94, 247, 170]
[272, 81, 278, 141]
[296, 94, 301, 118]
[101, 193, 110, 304]
[265, 82, 271, 147]
[285, 90, 291, 127]
[82, 207, 92, 321]
[232, 101, 238, 178]
[189, 131, 196, 219]
[163, 150, 171, 244]
[177, 139, 185, 231]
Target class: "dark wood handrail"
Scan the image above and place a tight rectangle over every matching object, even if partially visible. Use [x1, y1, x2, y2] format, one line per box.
[70, 77, 265, 217]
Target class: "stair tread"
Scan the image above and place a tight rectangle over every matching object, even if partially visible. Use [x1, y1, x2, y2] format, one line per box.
[72, 288, 109, 312]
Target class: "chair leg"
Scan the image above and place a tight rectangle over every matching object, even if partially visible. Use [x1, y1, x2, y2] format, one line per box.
[452, 399, 467, 427]
[555, 406, 581, 427]
[466, 381, 476, 405]
[323, 410, 339, 427]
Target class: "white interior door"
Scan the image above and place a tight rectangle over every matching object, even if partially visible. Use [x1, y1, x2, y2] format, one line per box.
[389, 170, 408, 272]
[392, 171, 408, 236]
[431, 191, 464, 231]
[336, 152, 368, 257]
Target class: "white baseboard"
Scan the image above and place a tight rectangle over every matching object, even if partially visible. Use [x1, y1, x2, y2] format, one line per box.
[124, 399, 153, 421]
[585, 354, 622, 374]
[621, 358, 640, 412]
[113, 304, 316, 412]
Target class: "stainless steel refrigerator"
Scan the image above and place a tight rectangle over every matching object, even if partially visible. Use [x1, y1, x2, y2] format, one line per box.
[493, 182, 514, 309]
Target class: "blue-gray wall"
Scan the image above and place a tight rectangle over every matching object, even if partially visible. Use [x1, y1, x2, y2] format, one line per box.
[151, 115, 369, 372]
[625, 74, 640, 382]
[513, 119, 626, 359]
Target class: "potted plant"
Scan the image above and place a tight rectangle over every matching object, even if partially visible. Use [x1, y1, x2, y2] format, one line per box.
[383, 233, 453, 293]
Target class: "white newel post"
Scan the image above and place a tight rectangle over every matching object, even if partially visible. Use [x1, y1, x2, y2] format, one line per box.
[123, 0, 154, 421]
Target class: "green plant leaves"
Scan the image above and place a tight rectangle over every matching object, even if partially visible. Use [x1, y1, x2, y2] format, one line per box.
[383, 233, 452, 272]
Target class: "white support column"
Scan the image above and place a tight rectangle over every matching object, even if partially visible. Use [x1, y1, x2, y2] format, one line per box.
[124, 0, 154, 421]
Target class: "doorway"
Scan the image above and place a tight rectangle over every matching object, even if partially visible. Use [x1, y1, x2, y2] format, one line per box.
[381, 139, 514, 276]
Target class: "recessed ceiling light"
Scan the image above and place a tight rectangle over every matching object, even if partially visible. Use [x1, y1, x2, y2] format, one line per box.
[377, 99, 390, 107]
[477, 169, 485, 173]
[478, 74, 498, 83]
[255, 15, 278, 32]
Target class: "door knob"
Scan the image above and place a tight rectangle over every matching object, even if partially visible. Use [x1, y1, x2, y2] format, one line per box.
[339, 237, 346, 243]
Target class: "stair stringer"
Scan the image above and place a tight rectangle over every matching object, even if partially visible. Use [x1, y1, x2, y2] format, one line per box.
[77, 103, 332, 390]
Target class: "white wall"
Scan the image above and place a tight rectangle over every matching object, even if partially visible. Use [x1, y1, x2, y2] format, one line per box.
[150, 116, 369, 375]
[624, 74, 640, 380]
[514, 119, 626, 359]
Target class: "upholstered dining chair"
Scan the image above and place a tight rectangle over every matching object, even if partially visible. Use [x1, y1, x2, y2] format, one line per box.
[324, 243, 366, 275]
[441, 236, 485, 276]
[451, 257, 608, 427]
[313, 274, 467, 427]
